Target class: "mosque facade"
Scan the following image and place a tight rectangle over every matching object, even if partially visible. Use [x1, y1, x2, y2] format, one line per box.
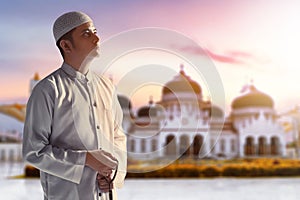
[120, 65, 288, 160]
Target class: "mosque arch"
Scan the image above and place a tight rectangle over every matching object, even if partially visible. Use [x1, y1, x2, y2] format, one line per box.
[165, 134, 176, 156]
[0, 149, 5, 161]
[130, 139, 135, 152]
[210, 139, 215, 154]
[230, 138, 236, 152]
[193, 134, 203, 157]
[9, 149, 14, 161]
[220, 138, 226, 152]
[258, 136, 267, 156]
[179, 135, 190, 156]
[151, 139, 157, 152]
[244, 136, 255, 156]
[141, 139, 146, 153]
[270, 136, 280, 156]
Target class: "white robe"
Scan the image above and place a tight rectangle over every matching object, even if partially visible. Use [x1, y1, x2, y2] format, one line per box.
[22, 63, 127, 200]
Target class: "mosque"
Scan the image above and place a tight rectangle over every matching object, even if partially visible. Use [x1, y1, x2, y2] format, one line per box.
[119, 64, 291, 160]
[0, 65, 297, 162]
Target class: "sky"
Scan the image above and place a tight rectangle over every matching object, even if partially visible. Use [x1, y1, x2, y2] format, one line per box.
[1, 0, 300, 115]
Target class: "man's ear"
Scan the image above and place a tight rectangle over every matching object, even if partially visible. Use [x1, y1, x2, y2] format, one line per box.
[60, 40, 72, 54]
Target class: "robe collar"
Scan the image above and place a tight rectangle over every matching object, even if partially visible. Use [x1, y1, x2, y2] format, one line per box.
[61, 62, 93, 82]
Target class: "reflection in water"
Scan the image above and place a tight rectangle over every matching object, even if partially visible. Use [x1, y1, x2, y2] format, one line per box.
[1, 162, 300, 200]
[0, 162, 25, 178]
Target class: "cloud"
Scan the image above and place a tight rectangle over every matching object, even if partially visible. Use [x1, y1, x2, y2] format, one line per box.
[176, 45, 257, 65]
[204, 49, 243, 64]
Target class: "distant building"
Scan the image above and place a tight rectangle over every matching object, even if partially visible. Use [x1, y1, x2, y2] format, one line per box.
[122, 65, 288, 160]
[30, 72, 40, 94]
[0, 72, 39, 162]
[0, 113, 23, 161]
[278, 107, 300, 157]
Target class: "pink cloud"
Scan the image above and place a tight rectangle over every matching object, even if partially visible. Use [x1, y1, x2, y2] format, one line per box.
[178, 45, 247, 64]
[227, 51, 253, 58]
[205, 49, 243, 64]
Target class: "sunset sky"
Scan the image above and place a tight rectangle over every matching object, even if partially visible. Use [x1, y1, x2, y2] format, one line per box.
[1, 0, 300, 114]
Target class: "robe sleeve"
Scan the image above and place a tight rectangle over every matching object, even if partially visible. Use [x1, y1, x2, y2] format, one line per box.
[112, 88, 127, 188]
[22, 81, 86, 184]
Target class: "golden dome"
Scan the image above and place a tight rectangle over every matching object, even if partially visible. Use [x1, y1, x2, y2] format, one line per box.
[231, 85, 274, 109]
[162, 64, 202, 96]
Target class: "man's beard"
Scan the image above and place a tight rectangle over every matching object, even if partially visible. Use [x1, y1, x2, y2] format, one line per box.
[89, 45, 100, 58]
[79, 45, 100, 74]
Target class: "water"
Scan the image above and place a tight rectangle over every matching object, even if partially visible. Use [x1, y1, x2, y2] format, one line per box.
[1, 162, 300, 200]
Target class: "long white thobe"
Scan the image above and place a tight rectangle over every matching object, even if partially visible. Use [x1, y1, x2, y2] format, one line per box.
[22, 63, 127, 200]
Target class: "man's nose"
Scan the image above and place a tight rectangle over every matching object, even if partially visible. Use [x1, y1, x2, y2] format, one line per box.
[93, 33, 100, 44]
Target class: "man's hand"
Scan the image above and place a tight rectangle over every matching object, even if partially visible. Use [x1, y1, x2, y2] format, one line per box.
[97, 173, 113, 193]
[85, 149, 118, 176]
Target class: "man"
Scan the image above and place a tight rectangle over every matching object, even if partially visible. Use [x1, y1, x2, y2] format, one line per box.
[22, 11, 127, 200]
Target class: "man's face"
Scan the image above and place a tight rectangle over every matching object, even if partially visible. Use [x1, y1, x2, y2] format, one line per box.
[71, 22, 100, 60]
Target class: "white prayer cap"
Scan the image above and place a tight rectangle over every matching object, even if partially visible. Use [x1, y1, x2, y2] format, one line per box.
[53, 11, 93, 42]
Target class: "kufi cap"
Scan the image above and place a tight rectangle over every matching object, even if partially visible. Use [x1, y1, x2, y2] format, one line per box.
[53, 11, 93, 42]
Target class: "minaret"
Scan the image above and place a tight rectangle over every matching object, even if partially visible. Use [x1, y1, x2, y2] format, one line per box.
[149, 95, 154, 106]
[30, 72, 40, 94]
[179, 63, 185, 75]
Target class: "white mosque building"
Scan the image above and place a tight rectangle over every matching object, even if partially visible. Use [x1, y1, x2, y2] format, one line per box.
[120, 65, 288, 160]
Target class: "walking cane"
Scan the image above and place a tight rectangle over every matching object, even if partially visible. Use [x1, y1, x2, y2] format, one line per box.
[99, 160, 118, 200]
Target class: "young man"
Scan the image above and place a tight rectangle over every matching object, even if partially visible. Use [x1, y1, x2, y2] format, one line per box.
[22, 11, 127, 200]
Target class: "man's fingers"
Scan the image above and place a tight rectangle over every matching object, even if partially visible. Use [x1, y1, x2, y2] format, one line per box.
[97, 169, 112, 177]
[89, 149, 118, 169]
[102, 151, 118, 161]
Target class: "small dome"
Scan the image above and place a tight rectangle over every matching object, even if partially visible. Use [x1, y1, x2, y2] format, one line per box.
[137, 106, 156, 118]
[205, 105, 224, 118]
[231, 85, 274, 109]
[162, 64, 202, 96]
[137, 99, 163, 118]
[117, 94, 132, 110]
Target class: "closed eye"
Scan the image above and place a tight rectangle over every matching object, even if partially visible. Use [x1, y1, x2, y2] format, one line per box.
[82, 30, 92, 37]
[82, 29, 97, 38]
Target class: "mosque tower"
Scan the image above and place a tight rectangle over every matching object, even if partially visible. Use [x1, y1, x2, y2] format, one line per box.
[159, 64, 210, 128]
[231, 83, 275, 129]
[157, 64, 212, 158]
[231, 82, 286, 157]
[29, 72, 40, 94]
